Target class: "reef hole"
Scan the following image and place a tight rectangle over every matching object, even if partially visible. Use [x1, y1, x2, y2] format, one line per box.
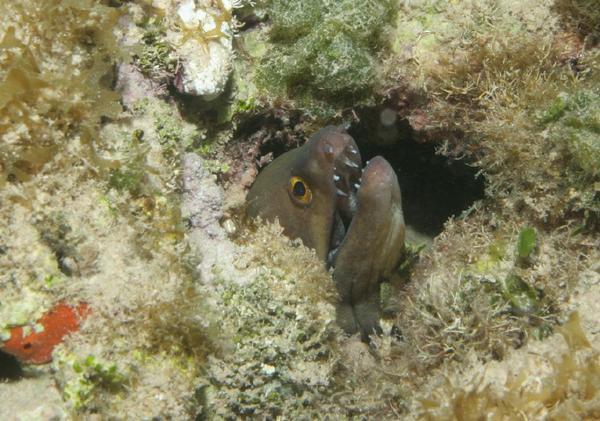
[0, 351, 24, 381]
[241, 107, 484, 243]
[348, 106, 485, 241]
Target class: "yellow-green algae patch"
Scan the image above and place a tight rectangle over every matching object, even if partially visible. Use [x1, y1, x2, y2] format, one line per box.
[0, 0, 123, 187]
[0, 1, 216, 416]
[415, 312, 599, 419]
[389, 0, 599, 228]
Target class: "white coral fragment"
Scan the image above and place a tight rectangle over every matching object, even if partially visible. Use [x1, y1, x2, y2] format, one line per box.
[172, 0, 234, 99]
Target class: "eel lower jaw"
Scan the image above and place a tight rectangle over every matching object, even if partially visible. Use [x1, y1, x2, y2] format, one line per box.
[326, 156, 385, 268]
[329, 156, 405, 340]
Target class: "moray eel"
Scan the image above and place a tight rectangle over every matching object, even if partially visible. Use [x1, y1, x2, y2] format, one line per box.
[247, 126, 405, 340]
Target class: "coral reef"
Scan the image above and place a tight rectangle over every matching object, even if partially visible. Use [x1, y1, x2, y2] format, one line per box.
[255, 0, 398, 120]
[389, 0, 599, 228]
[1, 0, 599, 419]
[0, 1, 212, 414]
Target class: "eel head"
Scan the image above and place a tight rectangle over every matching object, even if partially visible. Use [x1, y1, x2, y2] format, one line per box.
[247, 126, 405, 340]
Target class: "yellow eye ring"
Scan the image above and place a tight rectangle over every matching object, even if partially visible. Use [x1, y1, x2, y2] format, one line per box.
[288, 176, 312, 206]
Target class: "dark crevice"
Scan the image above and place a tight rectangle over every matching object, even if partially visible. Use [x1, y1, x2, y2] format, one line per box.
[0, 351, 24, 381]
[243, 105, 485, 240]
[348, 107, 485, 237]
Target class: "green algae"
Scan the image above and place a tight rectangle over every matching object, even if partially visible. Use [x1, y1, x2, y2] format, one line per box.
[502, 274, 542, 316]
[517, 227, 537, 261]
[60, 354, 127, 410]
[136, 16, 176, 79]
[256, 0, 397, 120]
[109, 165, 145, 195]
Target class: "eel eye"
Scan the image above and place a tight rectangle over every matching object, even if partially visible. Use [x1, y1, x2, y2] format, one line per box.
[288, 176, 312, 205]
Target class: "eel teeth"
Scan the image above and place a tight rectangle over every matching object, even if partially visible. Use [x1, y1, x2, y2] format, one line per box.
[354, 183, 360, 190]
[344, 158, 359, 168]
[336, 189, 348, 197]
[333, 174, 341, 182]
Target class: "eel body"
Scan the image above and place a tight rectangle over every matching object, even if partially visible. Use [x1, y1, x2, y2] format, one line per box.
[247, 126, 405, 340]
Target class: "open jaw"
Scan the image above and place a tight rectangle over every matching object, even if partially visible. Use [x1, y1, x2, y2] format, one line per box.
[246, 126, 405, 341]
[331, 156, 406, 340]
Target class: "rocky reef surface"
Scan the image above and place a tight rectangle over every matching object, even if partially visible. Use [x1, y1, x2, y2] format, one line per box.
[0, 0, 598, 419]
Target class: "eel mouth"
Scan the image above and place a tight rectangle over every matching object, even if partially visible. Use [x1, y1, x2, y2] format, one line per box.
[327, 148, 394, 267]
[312, 127, 402, 270]
[329, 156, 405, 340]
[328, 153, 401, 260]
[313, 128, 362, 267]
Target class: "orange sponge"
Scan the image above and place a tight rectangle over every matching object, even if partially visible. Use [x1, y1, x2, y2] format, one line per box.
[1, 302, 90, 364]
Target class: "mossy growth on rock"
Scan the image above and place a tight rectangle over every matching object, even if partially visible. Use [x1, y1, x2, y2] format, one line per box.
[416, 312, 600, 419]
[256, 0, 397, 120]
[204, 274, 338, 418]
[204, 223, 342, 418]
[387, 0, 599, 228]
[136, 16, 177, 80]
[553, 0, 600, 44]
[537, 86, 600, 230]
[394, 205, 594, 372]
[0, 0, 123, 187]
